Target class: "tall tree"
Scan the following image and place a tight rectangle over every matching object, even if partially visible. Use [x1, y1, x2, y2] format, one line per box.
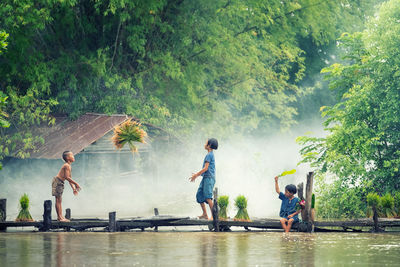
[298, 0, 400, 194]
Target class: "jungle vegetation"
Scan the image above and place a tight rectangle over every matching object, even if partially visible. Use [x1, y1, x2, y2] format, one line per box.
[3, 0, 398, 219]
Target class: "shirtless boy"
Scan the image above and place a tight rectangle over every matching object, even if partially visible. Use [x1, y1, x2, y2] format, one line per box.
[52, 151, 81, 222]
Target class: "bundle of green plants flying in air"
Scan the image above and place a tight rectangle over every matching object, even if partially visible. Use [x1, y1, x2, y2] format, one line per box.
[112, 120, 147, 152]
[16, 193, 34, 222]
[234, 195, 250, 221]
[218, 195, 229, 220]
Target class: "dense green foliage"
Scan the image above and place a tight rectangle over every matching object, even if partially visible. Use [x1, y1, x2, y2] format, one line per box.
[298, 0, 400, 218]
[314, 175, 367, 219]
[0, 0, 379, 160]
[0, 30, 8, 53]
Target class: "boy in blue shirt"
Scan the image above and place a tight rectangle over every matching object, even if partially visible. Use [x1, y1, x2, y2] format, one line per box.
[275, 176, 301, 232]
[190, 138, 218, 220]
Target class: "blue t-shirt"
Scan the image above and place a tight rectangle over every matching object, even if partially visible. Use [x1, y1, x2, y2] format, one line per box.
[279, 192, 299, 219]
[202, 151, 215, 178]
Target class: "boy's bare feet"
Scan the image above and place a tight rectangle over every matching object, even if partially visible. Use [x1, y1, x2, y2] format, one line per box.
[58, 218, 70, 222]
[198, 215, 208, 220]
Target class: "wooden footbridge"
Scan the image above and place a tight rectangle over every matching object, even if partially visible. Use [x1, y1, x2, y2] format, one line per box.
[1, 205, 400, 233]
[1, 173, 400, 233]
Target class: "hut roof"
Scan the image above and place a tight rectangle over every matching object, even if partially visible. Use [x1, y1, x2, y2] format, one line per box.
[28, 113, 129, 159]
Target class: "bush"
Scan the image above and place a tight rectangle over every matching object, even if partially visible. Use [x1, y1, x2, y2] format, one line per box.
[315, 179, 366, 220]
[379, 193, 395, 218]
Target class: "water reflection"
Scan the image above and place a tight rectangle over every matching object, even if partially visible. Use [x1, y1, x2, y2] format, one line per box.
[200, 233, 217, 266]
[280, 233, 315, 267]
[42, 234, 52, 267]
[0, 232, 400, 266]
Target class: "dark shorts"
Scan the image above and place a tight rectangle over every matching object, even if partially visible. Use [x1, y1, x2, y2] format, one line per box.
[52, 177, 64, 197]
[196, 177, 215, 203]
[282, 216, 299, 223]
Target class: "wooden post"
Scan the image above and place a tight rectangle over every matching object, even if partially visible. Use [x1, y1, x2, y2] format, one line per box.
[42, 200, 52, 231]
[212, 187, 219, 232]
[297, 182, 306, 221]
[304, 172, 314, 232]
[65, 208, 71, 220]
[154, 208, 159, 232]
[372, 206, 379, 232]
[0, 199, 6, 231]
[109, 211, 117, 232]
[297, 183, 304, 199]
[65, 208, 71, 231]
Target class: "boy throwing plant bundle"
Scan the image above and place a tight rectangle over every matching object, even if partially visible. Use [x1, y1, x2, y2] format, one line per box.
[275, 176, 301, 232]
[52, 151, 81, 222]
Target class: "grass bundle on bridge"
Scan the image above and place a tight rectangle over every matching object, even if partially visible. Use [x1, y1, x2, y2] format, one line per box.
[16, 194, 34, 222]
[234, 195, 250, 222]
[218, 195, 229, 220]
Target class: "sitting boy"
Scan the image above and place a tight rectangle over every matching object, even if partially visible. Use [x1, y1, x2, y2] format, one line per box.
[274, 176, 300, 232]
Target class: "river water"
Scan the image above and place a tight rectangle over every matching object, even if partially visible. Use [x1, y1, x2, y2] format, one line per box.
[1, 231, 400, 266]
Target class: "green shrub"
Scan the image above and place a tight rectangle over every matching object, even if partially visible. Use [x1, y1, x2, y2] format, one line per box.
[367, 192, 380, 207]
[379, 193, 395, 218]
[315, 178, 366, 220]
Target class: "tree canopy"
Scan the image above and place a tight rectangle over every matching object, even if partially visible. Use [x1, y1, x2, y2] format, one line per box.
[298, 0, 400, 195]
[0, 0, 378, 159]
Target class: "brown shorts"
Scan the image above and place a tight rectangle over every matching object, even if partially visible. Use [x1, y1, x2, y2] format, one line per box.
[52, 177, 64, 197]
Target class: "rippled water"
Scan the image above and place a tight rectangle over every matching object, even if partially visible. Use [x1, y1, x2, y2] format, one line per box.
[1, 231, 400, 266]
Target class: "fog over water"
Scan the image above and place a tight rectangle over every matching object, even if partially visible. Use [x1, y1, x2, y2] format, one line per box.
[0, 121, 325, 221]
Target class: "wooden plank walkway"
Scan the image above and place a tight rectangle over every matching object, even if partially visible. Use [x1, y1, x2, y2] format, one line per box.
[1, 217, 400, 232]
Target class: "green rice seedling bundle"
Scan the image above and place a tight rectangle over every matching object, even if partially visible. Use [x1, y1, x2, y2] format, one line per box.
[112, 120, 147, 152]
[218, 195, 229, 220]
[380, 193, 395, 218]
[234, 195, 250, 222]
[16, 194, 34, 222]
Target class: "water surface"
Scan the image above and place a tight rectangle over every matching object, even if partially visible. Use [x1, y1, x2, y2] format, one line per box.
[1, 231, 400, 266]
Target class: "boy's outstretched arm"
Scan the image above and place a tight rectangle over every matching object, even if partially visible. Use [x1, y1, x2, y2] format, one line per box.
[64, 165, 81, 190]
[190, 162, 209, 182]
[274, 176, 280, 194]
